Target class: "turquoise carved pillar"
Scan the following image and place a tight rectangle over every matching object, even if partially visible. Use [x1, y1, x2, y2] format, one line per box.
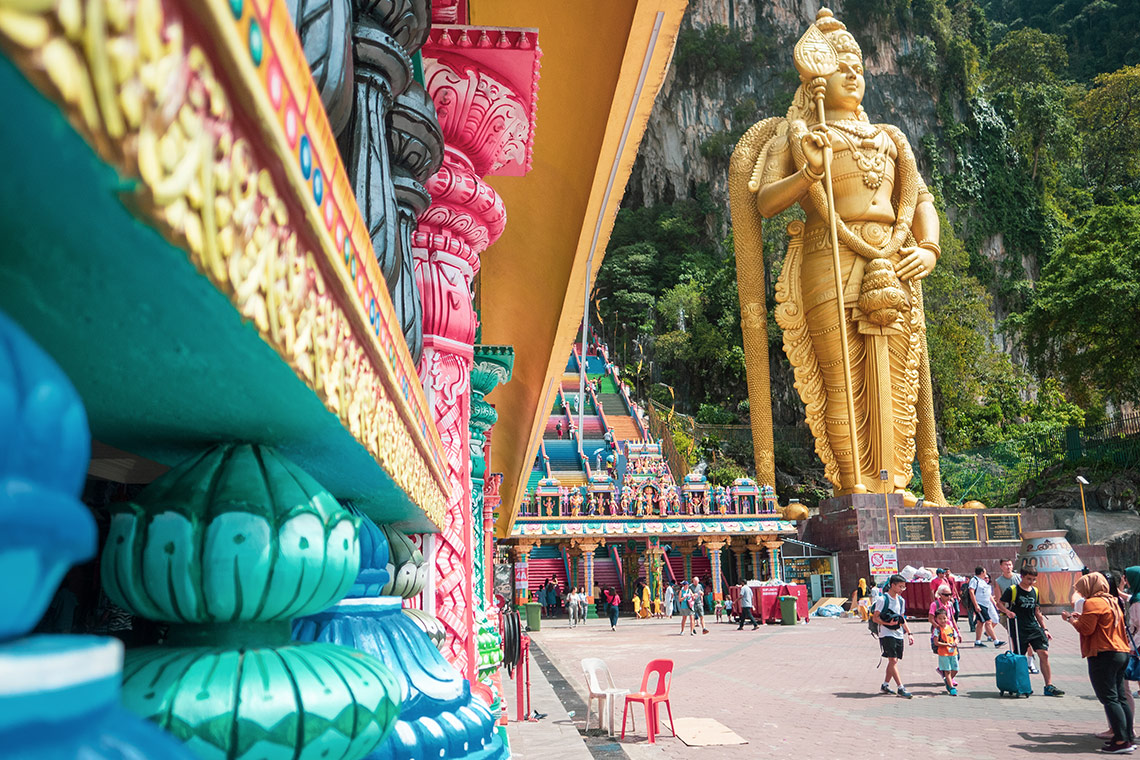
[101, 444, 400, 760]
[294, 516, 506, 760]
[469, 343, 513, 694]
[0, 310, 195, 760]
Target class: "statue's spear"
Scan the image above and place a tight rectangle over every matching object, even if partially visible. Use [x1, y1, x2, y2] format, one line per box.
[794, 23, 867, 494]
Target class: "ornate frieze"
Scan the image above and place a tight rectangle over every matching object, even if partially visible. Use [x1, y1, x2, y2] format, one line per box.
[0, 0, 448, 527]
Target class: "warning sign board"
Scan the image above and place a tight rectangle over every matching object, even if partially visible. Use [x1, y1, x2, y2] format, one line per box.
[867, 544, 898, 578]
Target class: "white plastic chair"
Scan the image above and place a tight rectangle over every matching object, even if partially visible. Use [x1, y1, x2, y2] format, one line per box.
[582, 657, 631, 736]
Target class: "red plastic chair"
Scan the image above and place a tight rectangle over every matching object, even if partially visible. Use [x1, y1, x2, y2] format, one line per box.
[620, 659, 675, 743]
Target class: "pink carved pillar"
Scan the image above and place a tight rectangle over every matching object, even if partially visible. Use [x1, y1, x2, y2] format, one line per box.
[416, 32, 537, 680]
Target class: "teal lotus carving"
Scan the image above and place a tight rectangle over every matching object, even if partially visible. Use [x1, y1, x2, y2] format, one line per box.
[122, 642, 399, 760]
[401, 608, 445, 651]
[378, 525, 426, 599]
[101, 444, 360, 623]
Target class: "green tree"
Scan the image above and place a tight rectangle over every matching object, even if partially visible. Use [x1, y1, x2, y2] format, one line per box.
[1077, 65, 1140, 198]
[987, 29, 1079, 181]
[1019, 202, 1140, 406]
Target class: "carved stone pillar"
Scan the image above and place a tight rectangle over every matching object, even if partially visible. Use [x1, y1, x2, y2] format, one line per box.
[679, 543, 694, 582]
[645, 538, 665, 608]
[576, 540, 601, 606]
[732, 543, 746, 583]
[511, 542, 534, 605]
[749, 540, 765, 582]
[703, 539, 727, 601]
[764, 540, 785, 582]
[417, 28, 538, 682]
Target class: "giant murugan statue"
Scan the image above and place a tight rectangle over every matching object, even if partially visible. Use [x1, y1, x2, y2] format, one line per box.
[731, 8, 946, 504]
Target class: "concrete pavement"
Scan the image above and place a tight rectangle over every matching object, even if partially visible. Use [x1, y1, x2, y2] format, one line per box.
[520, 610, 1123, 758]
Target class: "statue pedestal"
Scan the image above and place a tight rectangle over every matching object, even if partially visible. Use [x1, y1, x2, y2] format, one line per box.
[818, 493, 905, 548]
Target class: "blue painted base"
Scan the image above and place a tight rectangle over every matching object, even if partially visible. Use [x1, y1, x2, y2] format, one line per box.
[0, 635, 197, 760]
[294, 598, 508, 760]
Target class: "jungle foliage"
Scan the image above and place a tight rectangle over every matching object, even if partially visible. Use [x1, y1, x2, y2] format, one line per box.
[596, 0, 1140, 483]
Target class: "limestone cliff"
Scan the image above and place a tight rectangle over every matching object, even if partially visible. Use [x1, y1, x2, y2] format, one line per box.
[627, 0, 941, 210]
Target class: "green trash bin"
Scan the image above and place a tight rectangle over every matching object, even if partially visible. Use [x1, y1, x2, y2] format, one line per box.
[524, 602, 542, 632]
[779, 596, 797, 626]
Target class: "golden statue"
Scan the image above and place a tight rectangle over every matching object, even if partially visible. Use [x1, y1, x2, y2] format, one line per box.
[731, 8, 946, 504]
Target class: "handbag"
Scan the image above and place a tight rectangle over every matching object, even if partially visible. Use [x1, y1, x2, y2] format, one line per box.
[1126, 611, 1140, 682]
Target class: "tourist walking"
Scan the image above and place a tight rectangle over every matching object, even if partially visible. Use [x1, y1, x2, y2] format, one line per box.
[737, 583, 759, 630]
[929, 584, 961, 684]
[933, 607, 961, 695]
[664, 582, 675, 617]
[568, 587, 580, 628]
[556, 421, 563, 439]
[872, 574, 915, 698]
[994, 559, 1034, 669]
[691, 576, 710, 635]
[603, 586, 621, 631]
[967, 566, 1004, 648]
[1064, 572, 1134, 753]
[996, 566, 1064, 696]
[678, 582, 695, 635]
[1123, 568, 1140, 729]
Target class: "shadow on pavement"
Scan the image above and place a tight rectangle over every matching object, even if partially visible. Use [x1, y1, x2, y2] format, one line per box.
[1012, 733, 1105, 754]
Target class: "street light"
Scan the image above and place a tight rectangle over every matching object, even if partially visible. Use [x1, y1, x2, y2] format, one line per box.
[1076, 475, 1091, 544]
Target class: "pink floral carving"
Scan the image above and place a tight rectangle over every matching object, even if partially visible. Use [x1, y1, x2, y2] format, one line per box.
[424, 55, 529, 176]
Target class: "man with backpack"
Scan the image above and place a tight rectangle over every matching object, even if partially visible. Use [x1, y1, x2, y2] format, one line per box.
[968, 566, 1005, 648]
[996, 565, 1065, 697]
[872, 574, 916, 698]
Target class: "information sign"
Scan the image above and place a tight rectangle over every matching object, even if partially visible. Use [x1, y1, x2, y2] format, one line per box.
[941, 514, 980, 544]
[894, 515, 935, 544]
[867, 544, 898, 578]
[985, 513, 1022, 543]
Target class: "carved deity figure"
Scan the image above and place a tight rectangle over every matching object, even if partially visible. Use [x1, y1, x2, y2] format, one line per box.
[731, 8, 945, 503]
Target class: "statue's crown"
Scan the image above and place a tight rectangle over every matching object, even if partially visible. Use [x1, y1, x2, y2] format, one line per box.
[814, 8, 862, 58]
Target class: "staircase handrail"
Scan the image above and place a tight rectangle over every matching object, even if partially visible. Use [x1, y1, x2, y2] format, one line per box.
[560, 546, 573, 593]
[539, 440, 551, 478]
[609, 361, 647, 441]
[647, 401, 688, 485]
[585, 373, 611, 435]
[610, 545, 624, 597]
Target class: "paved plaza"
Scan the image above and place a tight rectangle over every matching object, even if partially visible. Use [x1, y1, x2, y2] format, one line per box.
[506, 612, 1125, 759]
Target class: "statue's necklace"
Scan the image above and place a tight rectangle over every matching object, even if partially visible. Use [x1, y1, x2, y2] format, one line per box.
[831, 120, 887, 190]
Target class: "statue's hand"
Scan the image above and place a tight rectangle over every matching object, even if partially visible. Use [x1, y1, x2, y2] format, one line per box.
[896, 245, 937, 281]
[801, 126, 830, 176]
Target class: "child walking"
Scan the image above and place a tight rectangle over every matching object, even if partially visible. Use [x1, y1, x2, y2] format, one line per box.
[935, 608, 960, 695]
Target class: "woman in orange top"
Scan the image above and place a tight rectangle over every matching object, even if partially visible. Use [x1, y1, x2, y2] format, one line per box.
[1066, 572, 1134, 753]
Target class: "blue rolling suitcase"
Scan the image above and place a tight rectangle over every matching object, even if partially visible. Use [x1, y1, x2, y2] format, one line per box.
[995, 617, 1032, 697]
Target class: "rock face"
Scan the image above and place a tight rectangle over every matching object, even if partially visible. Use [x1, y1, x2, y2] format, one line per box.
[626, 0, 941, 211]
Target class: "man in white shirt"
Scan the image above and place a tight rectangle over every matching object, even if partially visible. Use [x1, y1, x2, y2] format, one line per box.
[968, 566, 1005, 647]
[872, 574, 915, 698]
[737, 583, 759, 630]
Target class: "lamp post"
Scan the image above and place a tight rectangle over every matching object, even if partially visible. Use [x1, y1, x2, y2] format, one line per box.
[1077, 475, 1091, 544]
[881, 469, 892, 544]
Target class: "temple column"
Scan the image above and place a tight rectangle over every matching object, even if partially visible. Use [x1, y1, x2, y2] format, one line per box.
[703, 539, 727, 601]
[575, 540, 601, 607]
[511, 541, 535, 605]
[483, 472, 504, 603]
[765, 540, 785, 582]
[679, 543, 694, 582]
[645, 538, 665, 609]
[417, 32, 537, 682]
[733, 543, 746, 583]
[749, 538, 766, 582]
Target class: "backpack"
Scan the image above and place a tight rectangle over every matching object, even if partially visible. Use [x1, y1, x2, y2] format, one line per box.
[868, 594, 905, 637]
